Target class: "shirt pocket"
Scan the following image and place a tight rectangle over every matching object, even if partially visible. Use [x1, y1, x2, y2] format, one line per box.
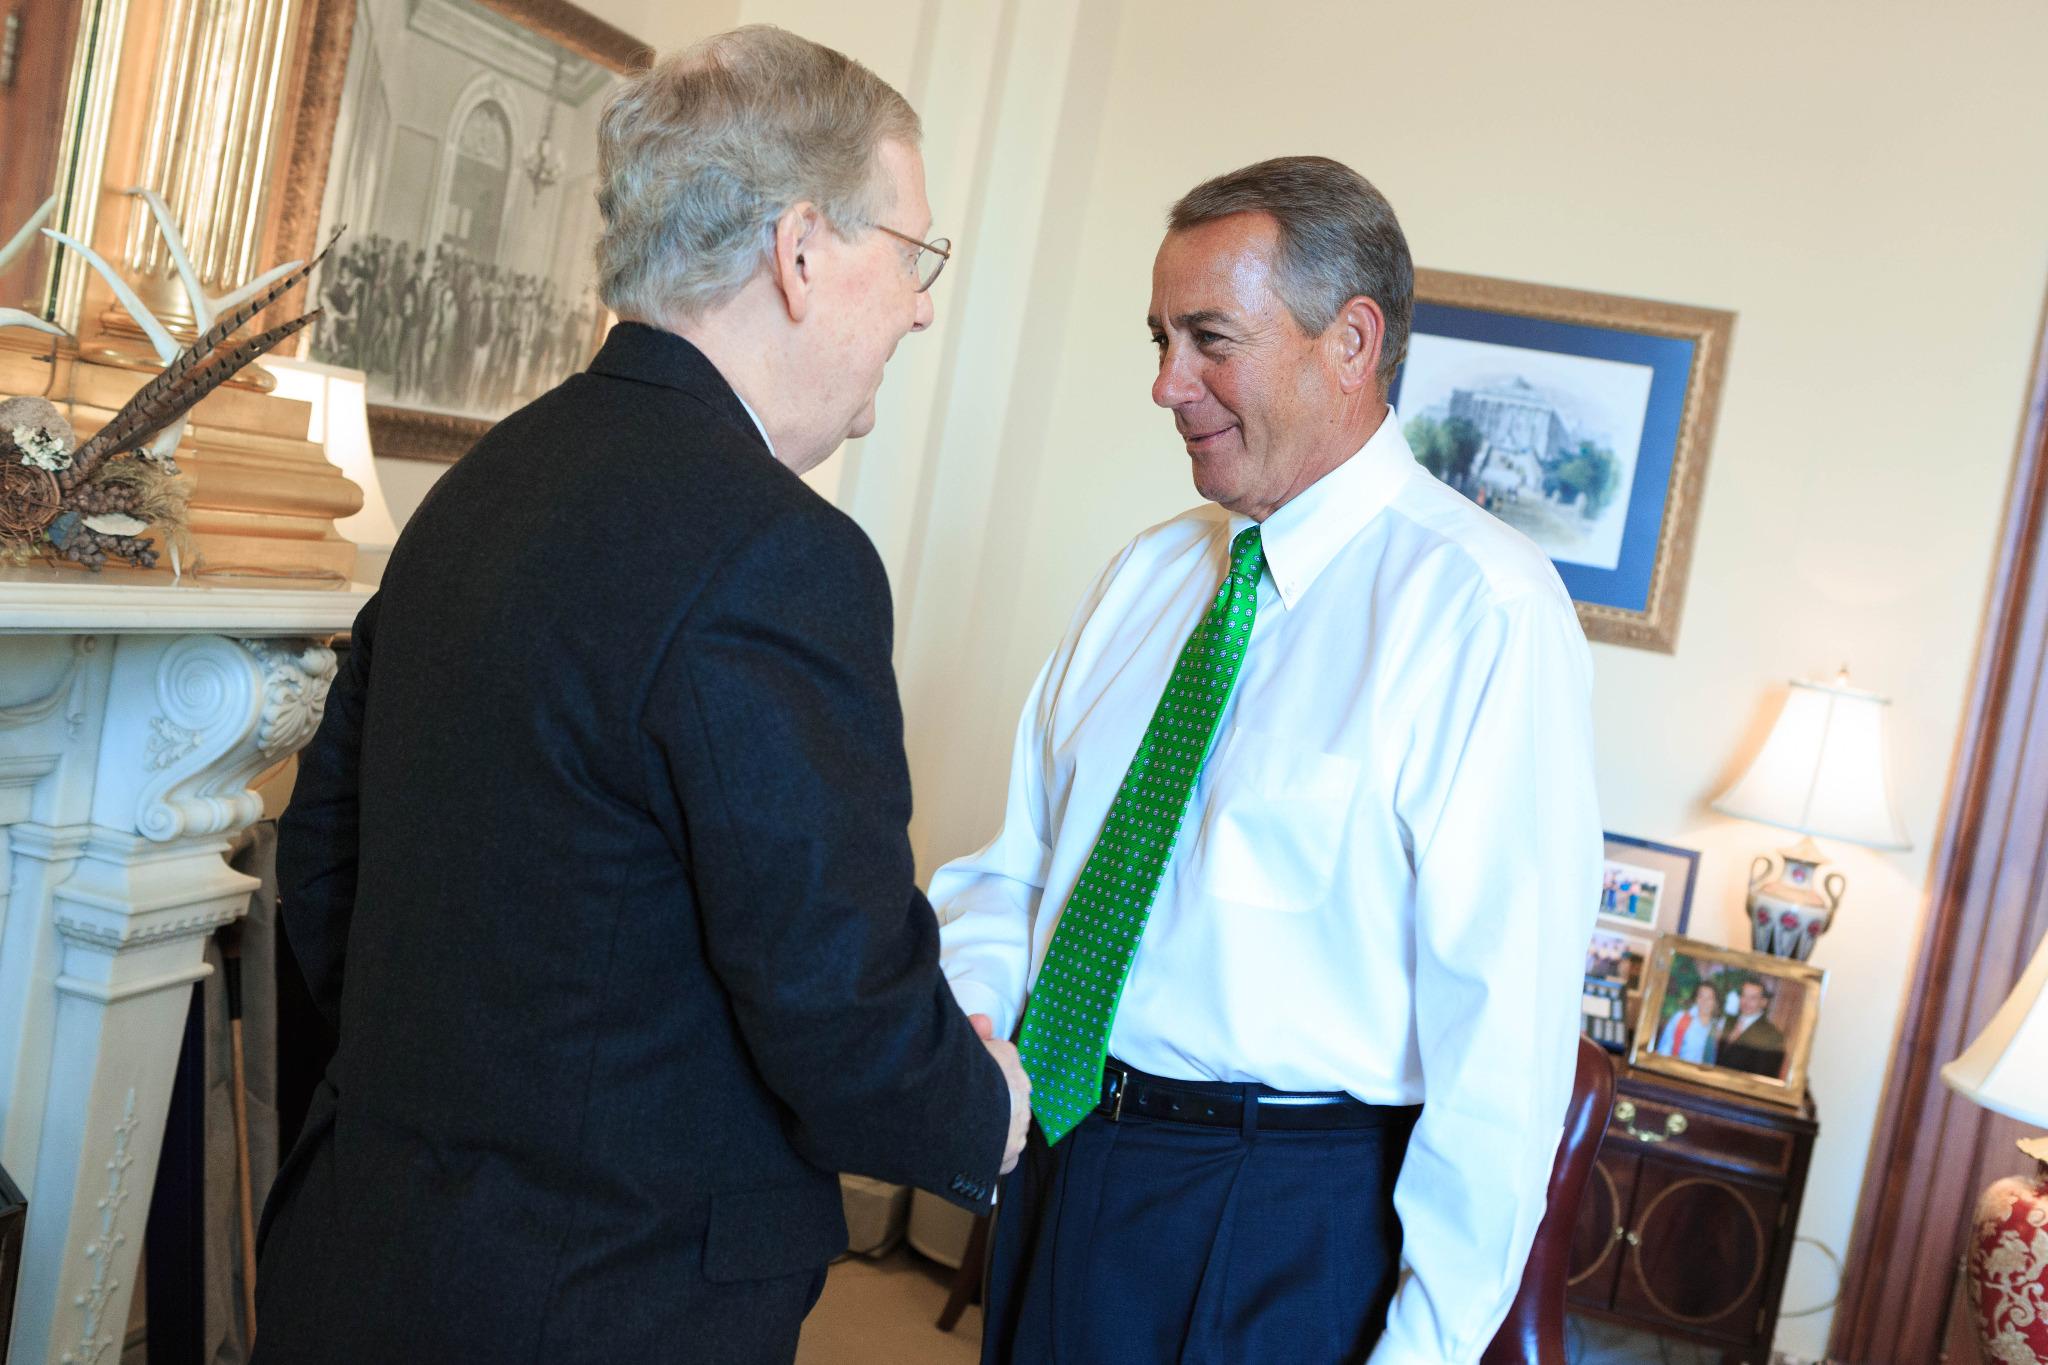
[1190, 728, 1360, 912]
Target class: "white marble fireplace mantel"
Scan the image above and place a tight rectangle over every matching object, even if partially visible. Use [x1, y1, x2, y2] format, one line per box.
[1, 568, 372, 1363]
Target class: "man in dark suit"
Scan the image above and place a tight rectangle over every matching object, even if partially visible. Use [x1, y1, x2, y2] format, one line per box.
[253, 27, 1026, 1365]
[1717, 979, 1789, 1077]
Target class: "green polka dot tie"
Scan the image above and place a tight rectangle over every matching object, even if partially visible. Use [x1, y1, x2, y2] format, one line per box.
[1016, 526, 1265, 1145]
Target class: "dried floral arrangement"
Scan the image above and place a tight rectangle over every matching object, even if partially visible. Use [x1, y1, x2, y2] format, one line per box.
[0, 190, 333, 572]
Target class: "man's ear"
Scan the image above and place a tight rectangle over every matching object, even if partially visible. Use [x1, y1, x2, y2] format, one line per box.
[770, 203, 823, 323]
[1329, 294, 1386, 396]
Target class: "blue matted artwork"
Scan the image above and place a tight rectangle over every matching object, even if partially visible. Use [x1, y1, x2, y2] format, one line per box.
[1389, 270, 1734, 653]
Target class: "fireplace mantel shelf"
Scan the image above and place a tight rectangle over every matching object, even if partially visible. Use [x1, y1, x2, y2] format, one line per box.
[0, 567, 373, 636]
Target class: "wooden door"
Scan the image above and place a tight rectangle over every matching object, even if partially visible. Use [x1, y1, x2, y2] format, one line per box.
[1612, 1158, 1782, 1344]
[1567, 1149, 1639, 1310]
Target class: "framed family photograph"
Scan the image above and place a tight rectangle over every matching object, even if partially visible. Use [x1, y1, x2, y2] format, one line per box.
[1629, 936, 1826, 1108]
[1388, 269, 1734, 652]
[275, 0, 653, 461]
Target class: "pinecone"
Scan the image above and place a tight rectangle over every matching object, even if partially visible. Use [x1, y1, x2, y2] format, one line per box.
[91, 528, 157, 570]
[68, 479, 141, 516]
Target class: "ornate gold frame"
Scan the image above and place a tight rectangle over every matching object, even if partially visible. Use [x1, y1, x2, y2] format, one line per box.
[270, 0, 652, 462]
[1411, 268, 1734, 653]
[33, 0, 132, 330]
[1627, 934, 1825, 1109]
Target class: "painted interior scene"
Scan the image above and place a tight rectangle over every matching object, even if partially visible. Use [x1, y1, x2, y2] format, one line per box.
[309, 0, 614, 420]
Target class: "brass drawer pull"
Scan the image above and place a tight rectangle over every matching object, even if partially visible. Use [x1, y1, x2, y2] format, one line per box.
[1613, 1099, 1688, 1143]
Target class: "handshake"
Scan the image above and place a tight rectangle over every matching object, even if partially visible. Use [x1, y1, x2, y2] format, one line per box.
[970, 1013, 1033, 1175]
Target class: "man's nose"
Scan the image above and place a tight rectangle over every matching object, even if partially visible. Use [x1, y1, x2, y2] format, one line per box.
[1153, 347, 1200, 408]
[910, 289, 934, 333]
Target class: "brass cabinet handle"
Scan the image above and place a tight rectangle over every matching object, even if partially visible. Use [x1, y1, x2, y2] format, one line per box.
[1613, 1099, 1688, 1143]
[1624, 1229, 1641, 1247]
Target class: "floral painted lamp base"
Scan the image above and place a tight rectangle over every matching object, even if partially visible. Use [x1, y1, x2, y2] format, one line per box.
[1970, 1136, 2048, 1364]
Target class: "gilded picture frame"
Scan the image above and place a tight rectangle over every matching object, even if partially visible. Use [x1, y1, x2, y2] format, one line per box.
[1628, 935, 1825, 1109]
[1, 0, 133, 335]
[1389, 269, 1734, 653]
[268, 0, 643, 462]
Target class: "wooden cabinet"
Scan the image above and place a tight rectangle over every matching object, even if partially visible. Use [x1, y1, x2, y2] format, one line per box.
[1567, 1065, 1818, 1363]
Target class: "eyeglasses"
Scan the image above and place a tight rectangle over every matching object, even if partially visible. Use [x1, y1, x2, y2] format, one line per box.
[870, 223, 952, 292]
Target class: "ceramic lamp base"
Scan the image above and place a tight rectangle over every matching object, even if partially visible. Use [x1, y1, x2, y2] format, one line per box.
[1746, 837, 1846, 961]
[1968, 1139, 2048, 1363]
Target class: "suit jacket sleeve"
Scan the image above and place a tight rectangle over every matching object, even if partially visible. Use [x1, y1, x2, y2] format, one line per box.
[642, 500, 1011, 1208]
[276, 592, 380, 1031]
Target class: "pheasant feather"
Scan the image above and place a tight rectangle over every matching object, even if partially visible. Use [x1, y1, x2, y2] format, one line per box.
[67, 310, 322, 480]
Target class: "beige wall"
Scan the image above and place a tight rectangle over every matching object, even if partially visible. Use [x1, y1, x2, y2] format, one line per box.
[373, 1, 2048, 1354]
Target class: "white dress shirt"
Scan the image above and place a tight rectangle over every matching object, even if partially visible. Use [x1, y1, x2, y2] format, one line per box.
[932, 410, 1602, 1365]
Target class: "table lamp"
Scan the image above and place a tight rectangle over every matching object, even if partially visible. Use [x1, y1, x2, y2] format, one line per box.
[1940, 927, 2048, 1362]
[1711, 670, 1910, 959]
[262, 356, 400, 554]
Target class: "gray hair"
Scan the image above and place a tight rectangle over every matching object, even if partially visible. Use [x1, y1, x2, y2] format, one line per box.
[1168, 156, 1413, 386]
[595, 26, 920, 325]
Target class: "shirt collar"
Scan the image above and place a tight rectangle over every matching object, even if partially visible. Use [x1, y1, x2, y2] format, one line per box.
[732, 390, 776, 459]
[1226, 406, 1416, 610]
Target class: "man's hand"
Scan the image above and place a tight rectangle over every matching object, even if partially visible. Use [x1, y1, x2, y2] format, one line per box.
[970, 1013, 1031, 1175]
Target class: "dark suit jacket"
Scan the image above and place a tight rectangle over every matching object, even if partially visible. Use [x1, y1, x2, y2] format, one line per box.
[254, 323, 1009, 1364]
[1717, 1016, 1787, 1078]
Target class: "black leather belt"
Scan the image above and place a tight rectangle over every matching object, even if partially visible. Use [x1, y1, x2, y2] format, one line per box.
[1096, 1058, 1416, 1132]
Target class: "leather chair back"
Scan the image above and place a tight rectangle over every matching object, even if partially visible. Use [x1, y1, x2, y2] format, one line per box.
[1480, 1035, 1617, 1365]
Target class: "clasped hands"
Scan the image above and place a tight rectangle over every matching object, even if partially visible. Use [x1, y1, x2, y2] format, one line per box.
[970, 1013, 1031, 1175]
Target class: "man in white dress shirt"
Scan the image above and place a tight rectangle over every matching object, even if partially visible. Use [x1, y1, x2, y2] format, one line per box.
[933, 157, 1602, 1363]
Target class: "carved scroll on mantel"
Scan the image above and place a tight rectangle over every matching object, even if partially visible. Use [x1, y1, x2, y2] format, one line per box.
[0, 572, 368, 1364]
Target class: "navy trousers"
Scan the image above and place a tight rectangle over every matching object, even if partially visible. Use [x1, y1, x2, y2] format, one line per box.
[981, 1075, 1420, 1365]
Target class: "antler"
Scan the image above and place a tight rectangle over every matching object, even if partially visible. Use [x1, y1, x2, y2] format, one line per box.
[0, 197, 66, 339]
[70, 230, 339, 468]
[130, 189, 308, 333]
[41, 211, 340, 470]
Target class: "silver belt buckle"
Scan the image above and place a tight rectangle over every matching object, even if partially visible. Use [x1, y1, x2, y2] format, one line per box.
[1108, 1064, 1130, 1122]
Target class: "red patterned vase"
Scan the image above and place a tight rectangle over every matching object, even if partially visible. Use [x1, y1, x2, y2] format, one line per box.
[1970, 1138, 2048, 1365]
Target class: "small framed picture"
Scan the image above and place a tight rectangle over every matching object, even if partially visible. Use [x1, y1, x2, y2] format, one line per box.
[1628, 936, 1826, 1108]
[1600, 833, 1699, 939]
[1581, 928, 1651, 1053]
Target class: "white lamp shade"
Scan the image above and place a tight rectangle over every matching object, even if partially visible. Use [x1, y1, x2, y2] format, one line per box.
[264, 356, 400, 553]
[1712, 678, 1911, 851]
[1942, 928, 2048, 1130]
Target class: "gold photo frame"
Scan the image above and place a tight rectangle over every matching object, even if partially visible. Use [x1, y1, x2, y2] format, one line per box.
[1391, 269, 1733, 653]
[272, 0, 652, 462]
[1628, 935, 1824, 1109]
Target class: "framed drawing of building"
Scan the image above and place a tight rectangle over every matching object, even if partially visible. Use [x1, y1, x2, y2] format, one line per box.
[277, 0, 651, 461]
[1389, 269, 1733, 653]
